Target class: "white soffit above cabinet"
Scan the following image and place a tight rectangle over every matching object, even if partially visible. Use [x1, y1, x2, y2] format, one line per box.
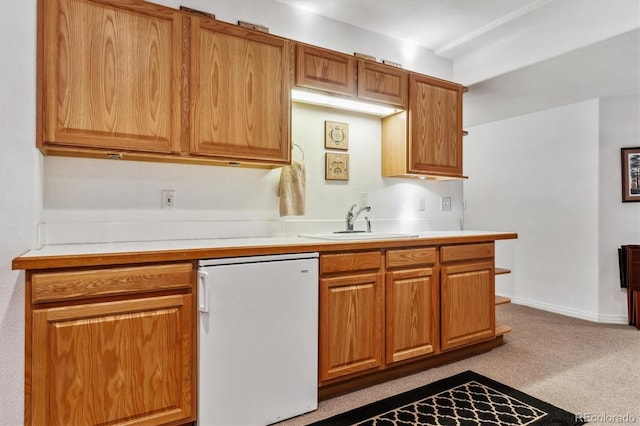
[274, 0, 638, 61]
[275, 0, 540, 53]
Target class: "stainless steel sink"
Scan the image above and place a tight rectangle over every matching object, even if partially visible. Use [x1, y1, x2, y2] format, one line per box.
[299, 232, 419, 241]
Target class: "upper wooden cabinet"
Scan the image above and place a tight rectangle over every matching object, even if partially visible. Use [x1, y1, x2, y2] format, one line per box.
[38, 0, 185, 154]
[37, 0, 292, 167]
[295, 44, 357, 97]
[190, 18, 292, 164]
[294, 45, 407, 108]
[381, 74, 466, 179]
[37, 0, 464, 173]
[357, 60, 408, 108]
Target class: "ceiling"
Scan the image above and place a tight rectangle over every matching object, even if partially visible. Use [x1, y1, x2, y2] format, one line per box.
[275, 0, 543, 56]
[276, 0, 640, 126]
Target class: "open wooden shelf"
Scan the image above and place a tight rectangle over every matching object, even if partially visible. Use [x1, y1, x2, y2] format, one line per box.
[495, 325, 512, 336]
[495, 295, 511, 306]
[495, 267, 511, 275]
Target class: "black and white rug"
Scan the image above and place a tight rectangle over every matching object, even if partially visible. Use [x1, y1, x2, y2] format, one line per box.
[308, 371, 585, 425]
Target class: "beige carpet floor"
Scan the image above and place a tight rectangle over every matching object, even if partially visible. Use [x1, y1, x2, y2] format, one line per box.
[276, 303, 640, 426]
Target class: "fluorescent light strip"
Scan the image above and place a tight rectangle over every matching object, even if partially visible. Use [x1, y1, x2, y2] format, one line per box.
[291, 89, 400, 116]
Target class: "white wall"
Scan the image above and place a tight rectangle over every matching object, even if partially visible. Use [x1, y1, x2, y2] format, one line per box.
[598, 95, 640, 321]
[42, 103, 463, 244]
[0, 1, 39, 424]
[464, 100, 602, 321]
[464, 96, 640, 323]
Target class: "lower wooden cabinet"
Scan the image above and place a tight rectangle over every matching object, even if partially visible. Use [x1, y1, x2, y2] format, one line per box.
[440, 260, 495, 351]
[25, 263, 196, 426]
[385, 247, 439, 364]
[319, 272, 384, 381]
[319, 243, 497, 387]
[319, 247, 440, 383]
[386, 267, 438, 363]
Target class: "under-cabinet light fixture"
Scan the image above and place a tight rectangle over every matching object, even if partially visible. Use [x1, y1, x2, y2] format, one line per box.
[291, 89, 400, 117]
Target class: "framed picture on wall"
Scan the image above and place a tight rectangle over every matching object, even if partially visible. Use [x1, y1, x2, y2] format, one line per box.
[324, 121, 349, 150]
[621, 147, 640, 202]
[325, 153, 349, 180]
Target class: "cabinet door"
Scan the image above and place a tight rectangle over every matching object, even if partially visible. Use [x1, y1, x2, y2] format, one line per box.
[319, 272, 383, 381]
[190, 19, 291, 164]
[30, 294, 194, 426]
[295, 44, 357, 97]
[40, 0, 184, 153]
[408, 74, 464, 177]
[440, 261, 495, 351]
[357, 60, 408, 108]
[386, 267, 438, 363]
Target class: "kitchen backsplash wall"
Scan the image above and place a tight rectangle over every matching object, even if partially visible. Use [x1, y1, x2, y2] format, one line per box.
[41, 103, 463, 245]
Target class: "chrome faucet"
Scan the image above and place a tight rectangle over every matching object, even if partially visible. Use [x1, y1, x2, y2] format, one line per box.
[346, 204, 371, 232]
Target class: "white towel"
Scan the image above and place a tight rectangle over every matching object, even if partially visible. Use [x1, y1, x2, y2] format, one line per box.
[278, 160, 306, 216]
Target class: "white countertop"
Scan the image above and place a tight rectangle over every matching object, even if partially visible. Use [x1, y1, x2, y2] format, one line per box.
[17, 230, 516, 258]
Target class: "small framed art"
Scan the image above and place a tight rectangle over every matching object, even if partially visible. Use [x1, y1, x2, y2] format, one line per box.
[325, 153, 349, 181]
[622, 147, 640, 202]
[325, 121, 349, 150]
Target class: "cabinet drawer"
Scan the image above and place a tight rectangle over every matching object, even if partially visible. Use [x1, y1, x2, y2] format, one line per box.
[321, 251, 382, 275]
[440, 243, 494, 263]
[31, 263, 193, 303]
[386, 247, 436, 269]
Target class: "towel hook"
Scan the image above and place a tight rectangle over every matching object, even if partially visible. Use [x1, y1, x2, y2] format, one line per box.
[293, 143, 305, 160]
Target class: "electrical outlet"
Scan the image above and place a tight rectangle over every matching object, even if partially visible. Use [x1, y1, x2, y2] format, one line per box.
[162, 190, 175, 209]
[440, 196, 452, 212]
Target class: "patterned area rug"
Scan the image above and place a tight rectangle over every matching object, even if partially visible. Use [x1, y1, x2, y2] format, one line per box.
[308, 371, 585, 425]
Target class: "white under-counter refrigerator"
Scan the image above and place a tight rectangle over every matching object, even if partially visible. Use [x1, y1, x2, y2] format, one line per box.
[197, 252, 319, 425]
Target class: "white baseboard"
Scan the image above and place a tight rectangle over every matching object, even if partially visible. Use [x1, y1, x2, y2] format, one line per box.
[595, 313, 629, 324]
[511, 297, 628, 324]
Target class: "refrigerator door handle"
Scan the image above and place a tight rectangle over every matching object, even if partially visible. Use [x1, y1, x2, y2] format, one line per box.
[198, 270, 209, 313]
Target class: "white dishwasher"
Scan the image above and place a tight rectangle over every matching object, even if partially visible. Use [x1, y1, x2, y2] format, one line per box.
[197, 252, 319, 426]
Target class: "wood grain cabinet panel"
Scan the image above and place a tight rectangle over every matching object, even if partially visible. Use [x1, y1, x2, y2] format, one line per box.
[25, 262, 196, 426]
[440, 261, 495, 351]
[31, 294, 193, 426]
[386, 267, 438, 363]
[408, 74, 464, 177]
[381, 74, 465, 179]
[39, 0, 184, 154]
[190, 18, 292, 164]
[321, 251, 382, 274]
[440, 243, 494, 263]
[386, 247, 436, 269]
[31, 263, 193, 303]
[295, 44, 357, 97]
[319, 272, 384, 381]
[357, 60, 408, 108]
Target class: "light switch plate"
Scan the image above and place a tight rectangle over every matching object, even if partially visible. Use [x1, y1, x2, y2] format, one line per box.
[441, 196, 452, 212]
